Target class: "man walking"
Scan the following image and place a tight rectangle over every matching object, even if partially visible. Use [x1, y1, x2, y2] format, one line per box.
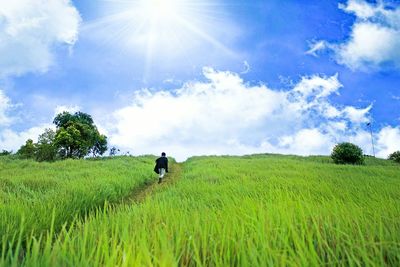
[155, 152, 168, 183]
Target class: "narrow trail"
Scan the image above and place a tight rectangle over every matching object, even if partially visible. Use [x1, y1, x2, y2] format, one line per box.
[122, 162, 183, 204]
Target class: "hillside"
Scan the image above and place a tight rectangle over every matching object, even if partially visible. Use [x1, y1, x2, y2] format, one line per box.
[1, 154, 399, 266]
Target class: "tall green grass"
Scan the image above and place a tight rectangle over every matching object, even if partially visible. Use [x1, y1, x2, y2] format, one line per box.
[0, 156, 156, 245]
[1, 155, 400, 266]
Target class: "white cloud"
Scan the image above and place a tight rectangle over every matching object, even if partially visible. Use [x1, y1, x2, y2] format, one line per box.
[376, 126, 400, 157]
[0, 124, 52, 152]
[339, 0, 378, 19]
[277, 129, 334, 155]
[0, 89, 13, 126]
[308, 0, 400, 71]
[0, 0, 81, 77]
[104, 68, 377, 161]
[342, 105, 372, 123]
[336, 22, 400, 70]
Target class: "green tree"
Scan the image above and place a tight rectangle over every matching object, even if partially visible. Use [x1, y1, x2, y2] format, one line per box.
[388, 151, 400, 164]
[36, 128, 58, 162]
[53, 111, 94, 128]
[17, 139, 36, 159]
[331, 142, 364, 165]
[53, 111, 107, 159]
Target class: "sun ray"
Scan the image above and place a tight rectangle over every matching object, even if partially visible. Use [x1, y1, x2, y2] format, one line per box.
[175, 16, 238, 58]
[84, 0, 238, 80]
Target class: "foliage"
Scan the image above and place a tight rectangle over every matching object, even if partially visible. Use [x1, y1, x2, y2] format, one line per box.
[1, 155, 399, 266]
[53, 111, 108, 159]
[388, 151, 400, 163]
[16, 139, 36, 159]
[15, 129, 58, 161]
[15, 111, 107, 162]
[331, 142, 364, 164]
[53, 111, 94, 128]
[36, 128, 58, 162]
[0, 150, 12, 156]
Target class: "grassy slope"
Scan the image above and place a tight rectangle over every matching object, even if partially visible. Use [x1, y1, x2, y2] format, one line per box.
[3, 154, 399, 266]
[0, 156, 156, 243]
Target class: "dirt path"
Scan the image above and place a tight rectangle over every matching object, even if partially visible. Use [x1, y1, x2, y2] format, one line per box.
[122, 162, 183, 204]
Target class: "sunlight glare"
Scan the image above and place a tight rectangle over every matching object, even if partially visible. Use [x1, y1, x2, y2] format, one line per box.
[139, 0, 183, 20]
[84, 0, 237, 81]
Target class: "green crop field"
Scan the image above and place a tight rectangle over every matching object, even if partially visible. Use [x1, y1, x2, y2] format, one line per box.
[1, 154, 399, 266]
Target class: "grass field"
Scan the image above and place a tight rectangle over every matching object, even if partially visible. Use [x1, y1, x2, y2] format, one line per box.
[0, 156, 156, 246]
[1, 154, 399, 266]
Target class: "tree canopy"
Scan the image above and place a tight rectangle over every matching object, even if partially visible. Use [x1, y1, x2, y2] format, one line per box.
[16, 111, 108, 161]
[53, 111, 107, 159]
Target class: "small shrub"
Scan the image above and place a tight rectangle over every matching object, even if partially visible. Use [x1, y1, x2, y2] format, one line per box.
[331, 142, 364, 165]
[388, 151, 400, 164]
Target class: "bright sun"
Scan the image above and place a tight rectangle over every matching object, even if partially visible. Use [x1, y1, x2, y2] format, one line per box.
[85, 0, 236, 80]
[139, 0, 183, 20]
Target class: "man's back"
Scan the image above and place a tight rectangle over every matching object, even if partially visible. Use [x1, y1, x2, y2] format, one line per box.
[156, 156, 168, 170]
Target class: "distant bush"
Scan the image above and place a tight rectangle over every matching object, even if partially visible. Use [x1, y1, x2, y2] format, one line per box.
[0, 150, 12, 156]
[331, 142, 364, 165]
[388, 151, 400, 164]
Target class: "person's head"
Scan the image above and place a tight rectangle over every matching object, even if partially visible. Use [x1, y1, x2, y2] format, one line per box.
[161, 152, 166, 157]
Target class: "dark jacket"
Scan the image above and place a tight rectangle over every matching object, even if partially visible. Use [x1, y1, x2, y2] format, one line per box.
[155, 156, 168, 172]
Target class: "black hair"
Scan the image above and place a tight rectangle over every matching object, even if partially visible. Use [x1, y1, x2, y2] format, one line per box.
[161, 152, 166, 156]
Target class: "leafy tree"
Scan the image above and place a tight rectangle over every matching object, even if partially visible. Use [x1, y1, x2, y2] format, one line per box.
[388, 151, 400, 164]
[53, 111, 94, 128]
[53, 111, 107, 159]
[36, 128, 58, 162]
[55, 123, 88, 158]
[17, 139, 36, 159]
[331, 142, 364, 165]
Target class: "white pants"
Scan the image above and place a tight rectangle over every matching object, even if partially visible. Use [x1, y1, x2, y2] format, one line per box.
[159, 168, 166, 179]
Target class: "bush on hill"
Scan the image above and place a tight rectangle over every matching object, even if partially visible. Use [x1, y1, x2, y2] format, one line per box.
[331, 142, 364, 165]
[388, 151, 400, 164]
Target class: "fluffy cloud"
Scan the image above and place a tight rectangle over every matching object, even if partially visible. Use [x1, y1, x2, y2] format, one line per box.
[0, 0, 81, 77]
[307, 0, 400, 71]
[376, 126, 400, 157]
[0, 90, 13, 126]
[105, 68, 378, 161]
[0, 124, 52, 152]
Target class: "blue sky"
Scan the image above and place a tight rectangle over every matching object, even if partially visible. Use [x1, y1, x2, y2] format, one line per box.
[0, 0, 399, 160]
